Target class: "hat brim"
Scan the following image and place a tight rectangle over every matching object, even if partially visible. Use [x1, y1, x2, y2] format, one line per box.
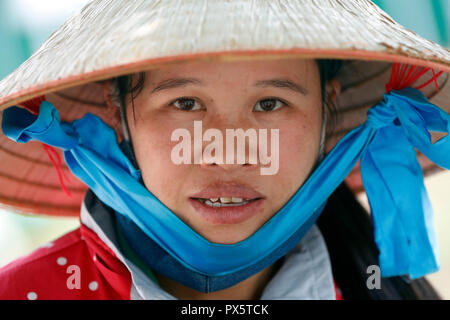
[0, 0, 449, 216]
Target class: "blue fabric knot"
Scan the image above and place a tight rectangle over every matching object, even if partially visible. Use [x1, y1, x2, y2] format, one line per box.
[1, 87, 449, 279]
[366, 101, 399, 130]
[2, 101, 79, 150]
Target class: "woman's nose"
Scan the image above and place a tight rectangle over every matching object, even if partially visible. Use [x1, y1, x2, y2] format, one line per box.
[200, 139, 258, 171]
[196, 114, 260, 171]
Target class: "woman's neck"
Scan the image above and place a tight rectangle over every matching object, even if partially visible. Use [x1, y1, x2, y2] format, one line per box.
[154, 259, 282, 300]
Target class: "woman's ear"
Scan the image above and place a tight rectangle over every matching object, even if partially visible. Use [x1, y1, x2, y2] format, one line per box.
[322, 78, 341, 152]
[103, 79, 120, 109]
[103, 79, 125, 142]
[325, 79, 341, 106]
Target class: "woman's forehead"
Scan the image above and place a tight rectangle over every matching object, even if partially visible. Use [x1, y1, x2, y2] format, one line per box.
[146, 58, 317, 81]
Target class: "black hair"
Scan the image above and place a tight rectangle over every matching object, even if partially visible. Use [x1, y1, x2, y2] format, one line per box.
[113, 60, 441, 300]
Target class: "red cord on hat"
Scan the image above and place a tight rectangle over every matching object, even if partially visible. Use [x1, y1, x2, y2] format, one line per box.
[386, 63, 443, 93]
[20, 96, 72, 198]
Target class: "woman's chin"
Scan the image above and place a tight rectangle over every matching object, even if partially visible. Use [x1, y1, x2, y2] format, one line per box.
[189, 217, 266, 245]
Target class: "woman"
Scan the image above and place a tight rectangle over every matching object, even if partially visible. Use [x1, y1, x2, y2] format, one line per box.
[0, 0, 449, 300]
[109, 58, 341, 299]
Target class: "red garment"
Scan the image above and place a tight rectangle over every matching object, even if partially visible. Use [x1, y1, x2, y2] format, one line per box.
[0, 222, 131, 300]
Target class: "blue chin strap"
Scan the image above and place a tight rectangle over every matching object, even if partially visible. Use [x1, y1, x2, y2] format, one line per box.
[2, 87, 450, 280]
[112, 193, 323, 292]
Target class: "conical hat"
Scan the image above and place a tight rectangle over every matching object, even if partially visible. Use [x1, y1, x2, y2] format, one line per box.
[0, 0, 449, 216]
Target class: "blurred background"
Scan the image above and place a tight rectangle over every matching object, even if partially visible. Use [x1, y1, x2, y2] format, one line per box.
[0, 0, 449, 298]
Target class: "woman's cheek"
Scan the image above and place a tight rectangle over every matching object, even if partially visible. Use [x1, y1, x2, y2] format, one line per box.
[278, 123, 318, 187]
[134, 123, 178, 190]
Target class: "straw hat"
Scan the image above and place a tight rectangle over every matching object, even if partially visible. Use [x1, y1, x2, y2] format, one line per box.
[0, 0, 449, 217]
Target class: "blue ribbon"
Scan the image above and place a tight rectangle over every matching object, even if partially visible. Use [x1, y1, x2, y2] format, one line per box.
[2, 87, 449, 278]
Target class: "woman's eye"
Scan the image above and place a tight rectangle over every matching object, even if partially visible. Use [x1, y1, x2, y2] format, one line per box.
[253, 98, 286, 112]
[170, 97, 203, 111]
[169, 97, 285, 112]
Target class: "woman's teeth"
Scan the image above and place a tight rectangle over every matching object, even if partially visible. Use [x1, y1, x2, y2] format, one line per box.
[199, 197, 250, 207]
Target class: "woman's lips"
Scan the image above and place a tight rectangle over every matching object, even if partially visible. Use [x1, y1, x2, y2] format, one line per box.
[189, 197, 264, 224]
[189, 183, 265, 224]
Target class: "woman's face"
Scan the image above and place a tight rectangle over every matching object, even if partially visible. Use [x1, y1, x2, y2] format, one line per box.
[125, 58, 323, 244]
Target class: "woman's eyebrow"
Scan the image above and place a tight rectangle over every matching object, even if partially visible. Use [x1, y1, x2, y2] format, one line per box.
[151, 77, 205, 93]
[254, 78, 309, 95]
[150, 77, 308, 95]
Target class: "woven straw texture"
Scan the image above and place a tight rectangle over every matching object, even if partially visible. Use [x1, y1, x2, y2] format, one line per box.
[0, 0, 449, 216]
